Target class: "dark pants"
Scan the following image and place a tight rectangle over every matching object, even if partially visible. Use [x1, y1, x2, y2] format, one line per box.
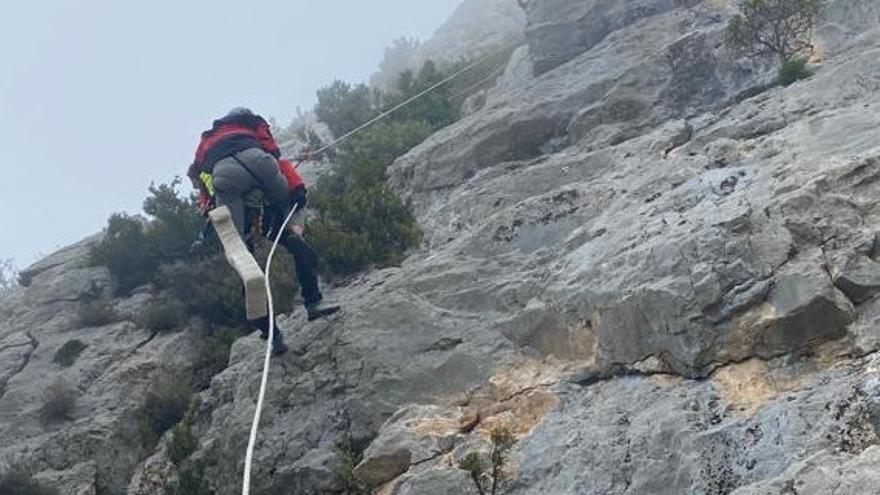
[282, 232, 323, 305]
[249, 187, 323, 306]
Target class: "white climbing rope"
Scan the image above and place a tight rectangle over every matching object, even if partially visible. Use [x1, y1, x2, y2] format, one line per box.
[241, 49, 504, 495]
[242, 204, 297, 495]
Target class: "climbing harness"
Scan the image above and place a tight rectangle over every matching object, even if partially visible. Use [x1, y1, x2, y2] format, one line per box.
[240, 51, 502, 495]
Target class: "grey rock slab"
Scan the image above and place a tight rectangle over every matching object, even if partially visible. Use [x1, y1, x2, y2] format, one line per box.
[834, 255, 880, 304]
[355, 405, 460, 486]
[4, 1, 880, 494]
[393, 467, 474, 495]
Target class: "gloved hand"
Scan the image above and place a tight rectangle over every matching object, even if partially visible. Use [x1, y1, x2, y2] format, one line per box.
[197, 194, 214, 215]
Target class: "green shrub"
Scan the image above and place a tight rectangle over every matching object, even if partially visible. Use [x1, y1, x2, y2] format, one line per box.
[77, 299, 120, 328]
[142, 181, 207, 262]
[0, 468, 59, 495]
[167, 422, 198, 466]
[191, 326, 240, 388]
[155, 258, 246, 328]
[315, 80, 377, 137]
[308, 59, 476, 280]
[308, 121, 428, 279]
[164, 462, 210, 495]
[91, 180, 204, 296]
[307, 222, 374, 278]
[52, 340, 87, 367]
[333, 436, 373, 494]
[137, 299, 188, 332]
[156, 247, 299, 329]
[90, 213, 157, 295]
[726, 0, 825, 64]
[255, 244, 300, 317]
[310, 185, 421, 278]
[40, 378, 77, 423]
[139, 375, 193, 449]
[778, 58, 811, 86]
[380, 61, 459, 129]
[344, 120, 433, 187]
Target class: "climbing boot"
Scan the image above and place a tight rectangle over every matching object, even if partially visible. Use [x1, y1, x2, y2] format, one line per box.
[254, 316, 272, 340]
[271, 332, 288, 357]
[306, 300, 341, 321]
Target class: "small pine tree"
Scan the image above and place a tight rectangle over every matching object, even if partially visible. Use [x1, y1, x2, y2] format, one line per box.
[315, 81, 377, 138]
[333, 436, 373, 494]
[459, 427, 517, 495]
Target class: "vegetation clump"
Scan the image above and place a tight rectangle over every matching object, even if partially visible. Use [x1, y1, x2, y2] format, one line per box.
[137, 298, 188, 332]
[40, 378, 78, 423]
[163, 462, 210, 495]
[76, 297, 120, 328]
[333, 435, 374, 494]
[725, 0, 825, 84]
[190, 326, 240, 389]
[458, 427, 517, 495]
[90, 180, 205, 296]
[309, 61, 468, 278]
[52, 339, 87, 368]
[0, 468, 59, 495]
[167, 422, 198, 467]
[138, 374, 193, 449]
[778, 57, 811, 86]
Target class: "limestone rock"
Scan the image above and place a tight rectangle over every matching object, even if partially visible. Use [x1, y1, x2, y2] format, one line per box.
[393, 467, 474, 495]
[5, 0, 880, 494]
[355, 405, 460, 486]
[835, 255, 880, 304]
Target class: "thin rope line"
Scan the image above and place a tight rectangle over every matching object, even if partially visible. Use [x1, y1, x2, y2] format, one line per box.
[315, 52, 497, 155]
[241, 204, 298, 495]
[450, 61, 508, 100]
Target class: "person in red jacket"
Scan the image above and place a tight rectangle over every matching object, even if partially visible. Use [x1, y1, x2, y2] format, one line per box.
[188, 108, 340, 354]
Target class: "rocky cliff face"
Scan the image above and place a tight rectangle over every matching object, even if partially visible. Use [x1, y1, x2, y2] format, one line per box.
[415, 0, 526, 65]
[371, 0, 526, 92]
[3, 1, 880, 494]
[0, 239, 200, 494]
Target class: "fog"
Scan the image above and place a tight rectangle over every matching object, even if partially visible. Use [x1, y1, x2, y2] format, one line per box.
[0, 0, 462, 267]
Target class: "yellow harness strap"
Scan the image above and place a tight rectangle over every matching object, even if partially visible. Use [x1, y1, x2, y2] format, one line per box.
[200, 172, 216, 197]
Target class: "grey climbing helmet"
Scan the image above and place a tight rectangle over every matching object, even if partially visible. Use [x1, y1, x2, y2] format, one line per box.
[226, 107, 255, 118]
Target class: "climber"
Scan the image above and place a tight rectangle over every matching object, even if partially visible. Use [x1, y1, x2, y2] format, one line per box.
[187, 107, 341, 354]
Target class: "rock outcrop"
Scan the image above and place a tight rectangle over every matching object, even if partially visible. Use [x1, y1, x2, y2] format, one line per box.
[0, 238, 200, 494]
[3, 0, 880, 494]
[416, 0, 526, 65]
[371, 0, 527, 92]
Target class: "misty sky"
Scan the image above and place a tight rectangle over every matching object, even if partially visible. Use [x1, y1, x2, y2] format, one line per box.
[0, 0, 462, 267]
